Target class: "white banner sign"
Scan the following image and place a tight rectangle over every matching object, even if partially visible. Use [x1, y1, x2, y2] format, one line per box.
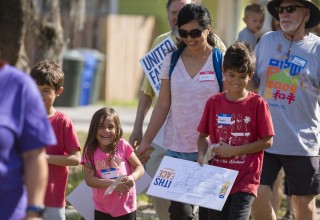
[139, 36, 177, 96]
[147, 156, 238, 211]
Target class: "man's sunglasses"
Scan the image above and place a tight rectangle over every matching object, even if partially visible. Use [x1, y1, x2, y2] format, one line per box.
[276, 5, 307, 14]
[178, 28, 206, 38]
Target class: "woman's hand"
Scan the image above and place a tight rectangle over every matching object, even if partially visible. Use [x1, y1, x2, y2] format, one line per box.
[136, 144, 154, 164]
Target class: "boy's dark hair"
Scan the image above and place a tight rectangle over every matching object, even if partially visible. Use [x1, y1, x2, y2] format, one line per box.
[30, 59, 64, 92]
[223, 42, 256, 76]
[244, 3, 265, 17]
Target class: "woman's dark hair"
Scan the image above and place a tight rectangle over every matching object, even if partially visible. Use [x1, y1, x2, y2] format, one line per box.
[177, 3, 216, 48]
[82, 107, 123, 176]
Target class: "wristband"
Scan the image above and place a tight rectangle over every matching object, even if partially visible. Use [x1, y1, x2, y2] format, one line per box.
[26, 205, 45, 217]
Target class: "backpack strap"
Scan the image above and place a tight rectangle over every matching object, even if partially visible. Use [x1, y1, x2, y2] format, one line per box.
[169, 46, 185, 80]
[169, 47, 223, 92]
[212, 48, 223, 92]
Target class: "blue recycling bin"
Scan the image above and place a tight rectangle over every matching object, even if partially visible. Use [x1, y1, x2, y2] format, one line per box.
[77, 48, 105, 105]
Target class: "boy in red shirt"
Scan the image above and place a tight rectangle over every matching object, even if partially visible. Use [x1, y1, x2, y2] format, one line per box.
[31, 60, 81, 220]
[197, 42, 274, 220]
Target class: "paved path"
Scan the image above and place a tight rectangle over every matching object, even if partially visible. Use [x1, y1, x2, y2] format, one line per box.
[56, 104, 151, 134]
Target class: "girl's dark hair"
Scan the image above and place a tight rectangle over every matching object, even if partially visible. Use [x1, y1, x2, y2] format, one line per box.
[223, 42, 256, 76]
[82, 107, 123, 176]
[177, 3, 216, 48]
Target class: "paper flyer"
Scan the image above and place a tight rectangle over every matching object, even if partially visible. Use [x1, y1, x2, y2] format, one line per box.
[146, 156, 238, 211]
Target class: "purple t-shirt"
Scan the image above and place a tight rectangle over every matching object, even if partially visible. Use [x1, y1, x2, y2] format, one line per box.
[0, 64, 57, 219]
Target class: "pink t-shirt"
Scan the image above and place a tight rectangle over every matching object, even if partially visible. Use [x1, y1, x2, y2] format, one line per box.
[198, 92, 274, 196]
[82, 139, 136, 217]
[160, 52, 221, 153]
[45, 111, 81, 207]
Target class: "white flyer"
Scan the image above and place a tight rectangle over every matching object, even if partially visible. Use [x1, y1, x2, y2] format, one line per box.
[146, 156, 238, 211]
[139, 36, 177, 96]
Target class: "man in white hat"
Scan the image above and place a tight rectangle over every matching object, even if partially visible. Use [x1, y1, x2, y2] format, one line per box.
[248, 0, 320, 220]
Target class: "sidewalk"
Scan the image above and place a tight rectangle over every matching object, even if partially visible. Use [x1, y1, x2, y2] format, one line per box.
[56, 104, 151, 134]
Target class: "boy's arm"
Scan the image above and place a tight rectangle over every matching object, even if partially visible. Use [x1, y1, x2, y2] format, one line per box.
[47, 148, 81, 166]
[197, 133, 209, 166]
[213, 136, 273, 158]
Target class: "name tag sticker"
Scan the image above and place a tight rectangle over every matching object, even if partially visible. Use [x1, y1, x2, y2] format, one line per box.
[101, 168, 118, 179]
[218, 114, 232, 126]
[292, 56, 306, 68]
[199, 71, 215, 82]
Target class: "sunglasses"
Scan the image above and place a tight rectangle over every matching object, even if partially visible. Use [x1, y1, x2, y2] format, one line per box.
[178, 28, 206, 38]
[276, 5, 307, 14]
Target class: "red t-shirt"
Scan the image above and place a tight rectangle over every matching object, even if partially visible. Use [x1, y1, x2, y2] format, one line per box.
[45, 111, 81, 207]
[198, 92, 274, 196]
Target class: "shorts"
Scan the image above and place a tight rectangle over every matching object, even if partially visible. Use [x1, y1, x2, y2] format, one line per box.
[208, 192, 255, 220]
[260, 152, 320, 195]
[43, 207, 65, 220]
[166, 149, 198, 161]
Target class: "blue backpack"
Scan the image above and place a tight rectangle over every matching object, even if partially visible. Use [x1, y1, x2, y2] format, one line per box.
[169, 47, 223, 92]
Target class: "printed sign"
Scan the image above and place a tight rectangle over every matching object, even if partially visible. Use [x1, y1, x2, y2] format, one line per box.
[140, 36, 177, 96]
[147, 156, 238, 211]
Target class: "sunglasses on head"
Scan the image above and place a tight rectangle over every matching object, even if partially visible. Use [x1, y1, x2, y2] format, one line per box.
[178, 28, 206, 38]
[276, 5, 307, 14]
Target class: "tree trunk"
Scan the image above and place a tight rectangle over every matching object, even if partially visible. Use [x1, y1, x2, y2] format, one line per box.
[31, 0, 65, 67]
[0, 0, 27, 70]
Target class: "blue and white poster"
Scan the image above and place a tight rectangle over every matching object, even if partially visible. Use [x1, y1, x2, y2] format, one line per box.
[147, 156, 238, 211]
[140, 36, 176, 96]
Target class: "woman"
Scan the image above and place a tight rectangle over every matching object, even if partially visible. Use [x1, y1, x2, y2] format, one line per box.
[137, 3, 225, 220]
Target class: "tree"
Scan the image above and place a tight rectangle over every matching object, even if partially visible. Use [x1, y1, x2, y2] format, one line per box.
[0, 0, 27, 70]
[0, 0, 85, 72]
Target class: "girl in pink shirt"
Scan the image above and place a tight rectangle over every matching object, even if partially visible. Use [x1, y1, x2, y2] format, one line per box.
[82, 107, 144, 219]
